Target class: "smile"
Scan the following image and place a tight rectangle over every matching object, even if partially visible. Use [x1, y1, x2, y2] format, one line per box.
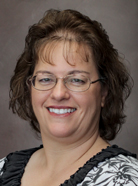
[48, 108, 76, 114]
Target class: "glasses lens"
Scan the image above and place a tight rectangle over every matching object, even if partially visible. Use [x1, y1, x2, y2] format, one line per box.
[32, 73, 56, 90]
[65, 74, 89, 92]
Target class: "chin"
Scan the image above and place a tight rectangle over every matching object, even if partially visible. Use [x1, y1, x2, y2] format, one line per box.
[45, 124, 76, 139]
[50, 130, 74, 138]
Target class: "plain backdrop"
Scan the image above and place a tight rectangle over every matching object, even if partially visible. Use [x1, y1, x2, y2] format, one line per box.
[0, 0, 138, 158]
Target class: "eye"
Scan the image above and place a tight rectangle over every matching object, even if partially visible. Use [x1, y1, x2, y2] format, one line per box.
[39, 78, 51, 83]
[37, 76, 55, 85]
[67, 76, 88, 87]
[71, 78, 85, 84]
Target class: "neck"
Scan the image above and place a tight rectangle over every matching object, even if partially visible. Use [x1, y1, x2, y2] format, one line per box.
[39, 131, 109, 172]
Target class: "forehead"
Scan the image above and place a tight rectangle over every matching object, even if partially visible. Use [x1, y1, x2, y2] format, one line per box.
[37, 40, 94, 66]
[33, 41, 99, 77]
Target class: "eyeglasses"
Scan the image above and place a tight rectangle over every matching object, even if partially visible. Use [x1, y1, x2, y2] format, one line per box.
[27, 72, 104, 92]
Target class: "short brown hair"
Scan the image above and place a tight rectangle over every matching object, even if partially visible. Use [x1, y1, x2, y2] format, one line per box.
[9, 9, 133, 140]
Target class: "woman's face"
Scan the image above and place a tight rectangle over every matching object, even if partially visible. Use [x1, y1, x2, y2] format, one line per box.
[31, 42, 107, 143]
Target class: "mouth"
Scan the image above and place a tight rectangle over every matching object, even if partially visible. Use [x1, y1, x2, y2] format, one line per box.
[47, 107, 76, 115]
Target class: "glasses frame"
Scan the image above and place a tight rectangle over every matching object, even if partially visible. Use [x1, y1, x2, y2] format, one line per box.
[26, 74, 105, 92]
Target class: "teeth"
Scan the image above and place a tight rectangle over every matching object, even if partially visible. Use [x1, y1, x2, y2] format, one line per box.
[49, 108, 76, 114]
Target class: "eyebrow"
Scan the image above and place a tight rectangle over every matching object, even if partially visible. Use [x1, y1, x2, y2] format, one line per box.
[35, 70, 90, 75]
[68, 70, 90, 75]
[35, 70, 53, 75]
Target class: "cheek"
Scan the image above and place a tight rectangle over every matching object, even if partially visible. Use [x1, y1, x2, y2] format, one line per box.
[72, 86, 102, 115]
[84, 86, 103, 112]
[31, 90, 39, 108]
[31, 89, 49, 110]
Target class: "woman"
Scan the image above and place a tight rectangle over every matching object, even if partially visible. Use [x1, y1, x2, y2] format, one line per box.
[0, 9, 138, 186]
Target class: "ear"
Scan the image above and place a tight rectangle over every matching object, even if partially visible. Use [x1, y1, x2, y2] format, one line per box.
[101, 86, 108, 107]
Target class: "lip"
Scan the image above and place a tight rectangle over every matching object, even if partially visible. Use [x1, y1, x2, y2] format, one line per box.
[47, 106, 75, 109]
[47, 106, 77, 117]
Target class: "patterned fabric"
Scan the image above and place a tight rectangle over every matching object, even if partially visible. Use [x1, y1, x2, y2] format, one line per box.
[0, 145, 138, 186]
[77, 155, 138, 186]
[0, 158, 6, 176]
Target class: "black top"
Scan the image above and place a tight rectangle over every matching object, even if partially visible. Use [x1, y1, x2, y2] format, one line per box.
[0, 145, 137, 186]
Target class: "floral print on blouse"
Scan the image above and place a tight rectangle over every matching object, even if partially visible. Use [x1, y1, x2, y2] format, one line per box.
[77, 155, 138, 186]
[0, 145, 138, 186]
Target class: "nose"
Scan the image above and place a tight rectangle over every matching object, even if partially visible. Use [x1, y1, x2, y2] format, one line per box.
[50, 79, 70, 101]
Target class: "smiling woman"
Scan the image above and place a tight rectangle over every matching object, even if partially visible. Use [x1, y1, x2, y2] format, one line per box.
[0, 9, 138, 186]
[30, 41, 104, 140]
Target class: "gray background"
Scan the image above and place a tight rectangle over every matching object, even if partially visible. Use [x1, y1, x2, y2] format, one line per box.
[0, 0, 138, 158]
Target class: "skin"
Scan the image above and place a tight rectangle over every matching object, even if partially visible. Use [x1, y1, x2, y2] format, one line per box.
[21, 42, 109, 186]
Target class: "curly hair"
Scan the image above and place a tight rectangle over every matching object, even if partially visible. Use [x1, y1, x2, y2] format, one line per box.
[9, 9, 133, 140]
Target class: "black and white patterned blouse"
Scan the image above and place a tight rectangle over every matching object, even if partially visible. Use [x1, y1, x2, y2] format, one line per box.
[0, 145, 138, 186]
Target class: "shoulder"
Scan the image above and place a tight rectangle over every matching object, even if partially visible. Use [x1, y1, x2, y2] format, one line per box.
[0, 145, 43, 185]
[0, 157, 6, 176]
[80, 154, 138, 185]
[0, 145, 43, 176]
